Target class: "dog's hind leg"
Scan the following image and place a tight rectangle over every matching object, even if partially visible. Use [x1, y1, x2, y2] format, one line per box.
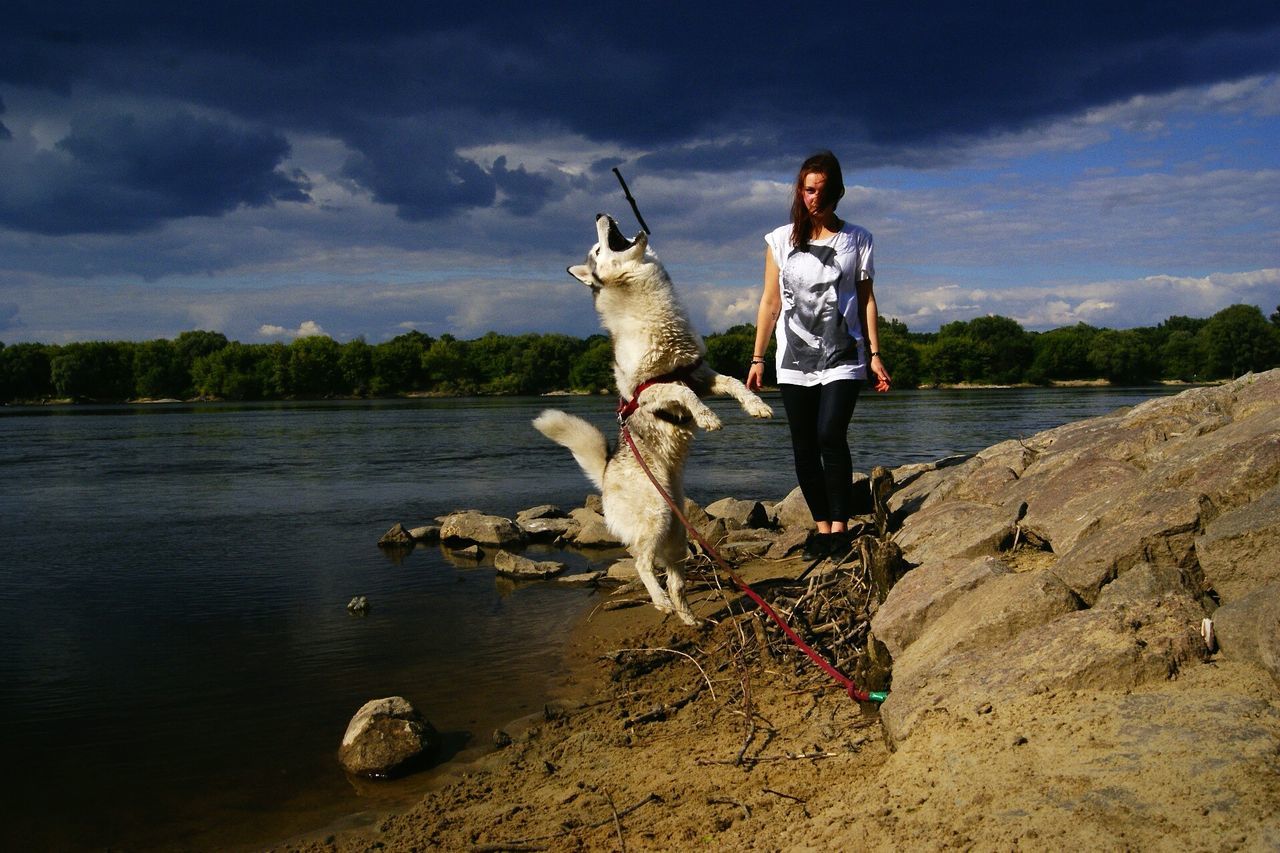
[658, 529, 699, 626]
[632, 546, 676, 615]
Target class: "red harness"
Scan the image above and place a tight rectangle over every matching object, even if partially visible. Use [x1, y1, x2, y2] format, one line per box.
[616, 358, 703, 422]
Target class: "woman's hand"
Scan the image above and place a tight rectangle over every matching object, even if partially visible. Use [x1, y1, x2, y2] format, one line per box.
[747, 361, 766, 391]
[871, 354, 892, 393]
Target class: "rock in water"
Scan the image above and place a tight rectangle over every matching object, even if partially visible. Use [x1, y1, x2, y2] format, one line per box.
[338, 696, 439, 778]
[377, 523, 415, 548]
[346, 595, 369, 614]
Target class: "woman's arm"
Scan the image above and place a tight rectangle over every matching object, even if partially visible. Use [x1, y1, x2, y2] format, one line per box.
[857, 278, 892, 390]
[747, 248, 781, 391]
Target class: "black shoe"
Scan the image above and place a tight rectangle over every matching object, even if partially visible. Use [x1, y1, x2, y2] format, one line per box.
[802, 532, 832, 560]
[826, 530, 854, 560]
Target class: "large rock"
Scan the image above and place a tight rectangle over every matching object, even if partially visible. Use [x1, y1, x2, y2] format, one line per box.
[1213, 581, 1280, 684]
[1196, 483, 1280, 602]
[519, 516, 580, 542]
[881, 595, 1208, 744]
[493, 550, 566, 579]
[889, 568, 1083, 688]
[338, 696, 439, 778]
[875, 371, 1280, 748]
[892, 499, 1025, 565]
[773, 486, 813, 530]
[377, 523, 415, 548]
[704, 497, 770, 529]
[439, 511, 525, 547]
[870, 556, 1011, 659]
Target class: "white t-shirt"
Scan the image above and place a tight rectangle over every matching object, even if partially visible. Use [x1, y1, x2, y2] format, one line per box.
[764, 221, 875, 386]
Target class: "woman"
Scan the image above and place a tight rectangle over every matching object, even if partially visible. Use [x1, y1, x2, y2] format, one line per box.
[746, 151, 892, 557]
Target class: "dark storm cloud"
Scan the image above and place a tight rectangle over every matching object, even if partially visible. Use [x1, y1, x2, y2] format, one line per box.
[0, 109, 309, 235]
[2, 1, 1279, 232]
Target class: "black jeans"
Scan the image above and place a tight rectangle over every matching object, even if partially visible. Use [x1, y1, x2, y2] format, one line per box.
[779, 380, 863, 524]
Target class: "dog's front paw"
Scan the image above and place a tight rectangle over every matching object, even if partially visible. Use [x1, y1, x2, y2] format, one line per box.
[695, 408, 722, 431]
[745, 399, 773, 418]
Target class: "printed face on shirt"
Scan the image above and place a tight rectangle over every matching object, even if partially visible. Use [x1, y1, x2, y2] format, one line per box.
[780, 243, 859, 373]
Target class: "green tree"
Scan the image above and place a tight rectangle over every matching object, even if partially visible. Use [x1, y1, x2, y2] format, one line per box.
[191, 342, 286, 400]
[508, 333, 583, 394]
[373, 336, 430, 394]
[1028, 323, 1097, 383]
[286, 335, 343, 396]
[421, 334, 477, 394]
[133, 339, 187, 399]
[1197, 304, 1280, 379]
[965, 315, 1032, 384]
[1087, 329, 1158, 384]
[705, 323, 761, 382]
[1270, 305, 1279, 328]
[339, 339, 374, 396]
[1160, 330, 1203, 381]
[921, 335, 969, 384]
[50, 341, 136, 400]
[569, 336, 614, 393]
[0, 342, 55, 401]
[877, 318, 919, 389]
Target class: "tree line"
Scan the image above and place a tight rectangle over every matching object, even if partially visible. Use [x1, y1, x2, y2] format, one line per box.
[2, 304, 1278, 404]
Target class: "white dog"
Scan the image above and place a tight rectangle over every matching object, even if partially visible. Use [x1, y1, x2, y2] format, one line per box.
[534, 214, 772, 625]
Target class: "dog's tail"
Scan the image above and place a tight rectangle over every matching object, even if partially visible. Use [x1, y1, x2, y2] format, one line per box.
[532, 409, 607, 491]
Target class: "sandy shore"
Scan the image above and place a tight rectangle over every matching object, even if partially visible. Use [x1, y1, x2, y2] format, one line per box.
[274, 542, 1279, 851]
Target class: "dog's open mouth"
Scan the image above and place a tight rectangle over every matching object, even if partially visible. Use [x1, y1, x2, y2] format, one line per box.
[603, 215, 634, 253]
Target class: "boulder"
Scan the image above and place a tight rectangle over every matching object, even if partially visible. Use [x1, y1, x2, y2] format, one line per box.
[1212, 581, 1280, 684]
[346, 595, 369, 614]
[889, 568, 1083, 687]
[1049, 488, 1204, 605]
[440, 511, 525, 547]
[773, 486, 813, 530]
[704, 497, 770, 529]
[1196, 483, 1280, 602]
[377, 523, 415, 548]
[682, 498, 712, 531]
[408, 524, 441, 542]
[338, 696, 439, 778]
[892, 499, 1025, 565]
[606, 558, 637, 581]
[493, 550, 566, 579]
[519, 516, 580, 542]
[870, 556, 1011, 659]
[516, 504, 568, 525]
[554, 571, 606, 587]
[880, 595, 1208, 744]
[715, 528, 777, 561]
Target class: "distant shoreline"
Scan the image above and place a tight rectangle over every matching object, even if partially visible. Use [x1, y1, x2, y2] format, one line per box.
[0, 379, 1224, 407]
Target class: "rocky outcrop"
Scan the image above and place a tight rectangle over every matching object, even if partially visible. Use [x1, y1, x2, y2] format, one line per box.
[873, 371, 1280, 746]
[440, 511, 526, 547]
[1213, 581, 1280, 684]
[338, 696, 439, 778]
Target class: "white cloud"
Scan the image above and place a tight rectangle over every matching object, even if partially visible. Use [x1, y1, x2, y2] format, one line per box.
[257, 320, 327, 340]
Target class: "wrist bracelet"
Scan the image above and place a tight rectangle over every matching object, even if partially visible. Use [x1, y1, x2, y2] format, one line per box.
[869, 351, 881, 358]
[750, 358, 766, 365]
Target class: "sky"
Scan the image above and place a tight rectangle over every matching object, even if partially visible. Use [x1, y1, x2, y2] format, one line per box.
[2, 1, 1279, 345]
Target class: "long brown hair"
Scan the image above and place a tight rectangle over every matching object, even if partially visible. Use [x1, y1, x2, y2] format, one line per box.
[789, 150, 845, 248]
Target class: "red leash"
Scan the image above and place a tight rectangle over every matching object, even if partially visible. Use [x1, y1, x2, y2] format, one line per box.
[620, 423, 882, 703]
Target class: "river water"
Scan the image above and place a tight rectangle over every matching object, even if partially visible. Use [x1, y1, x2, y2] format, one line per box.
[0, 387, 1179, 849]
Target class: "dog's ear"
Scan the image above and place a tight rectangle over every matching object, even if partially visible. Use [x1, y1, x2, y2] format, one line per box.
[567, 264, 593, 285]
